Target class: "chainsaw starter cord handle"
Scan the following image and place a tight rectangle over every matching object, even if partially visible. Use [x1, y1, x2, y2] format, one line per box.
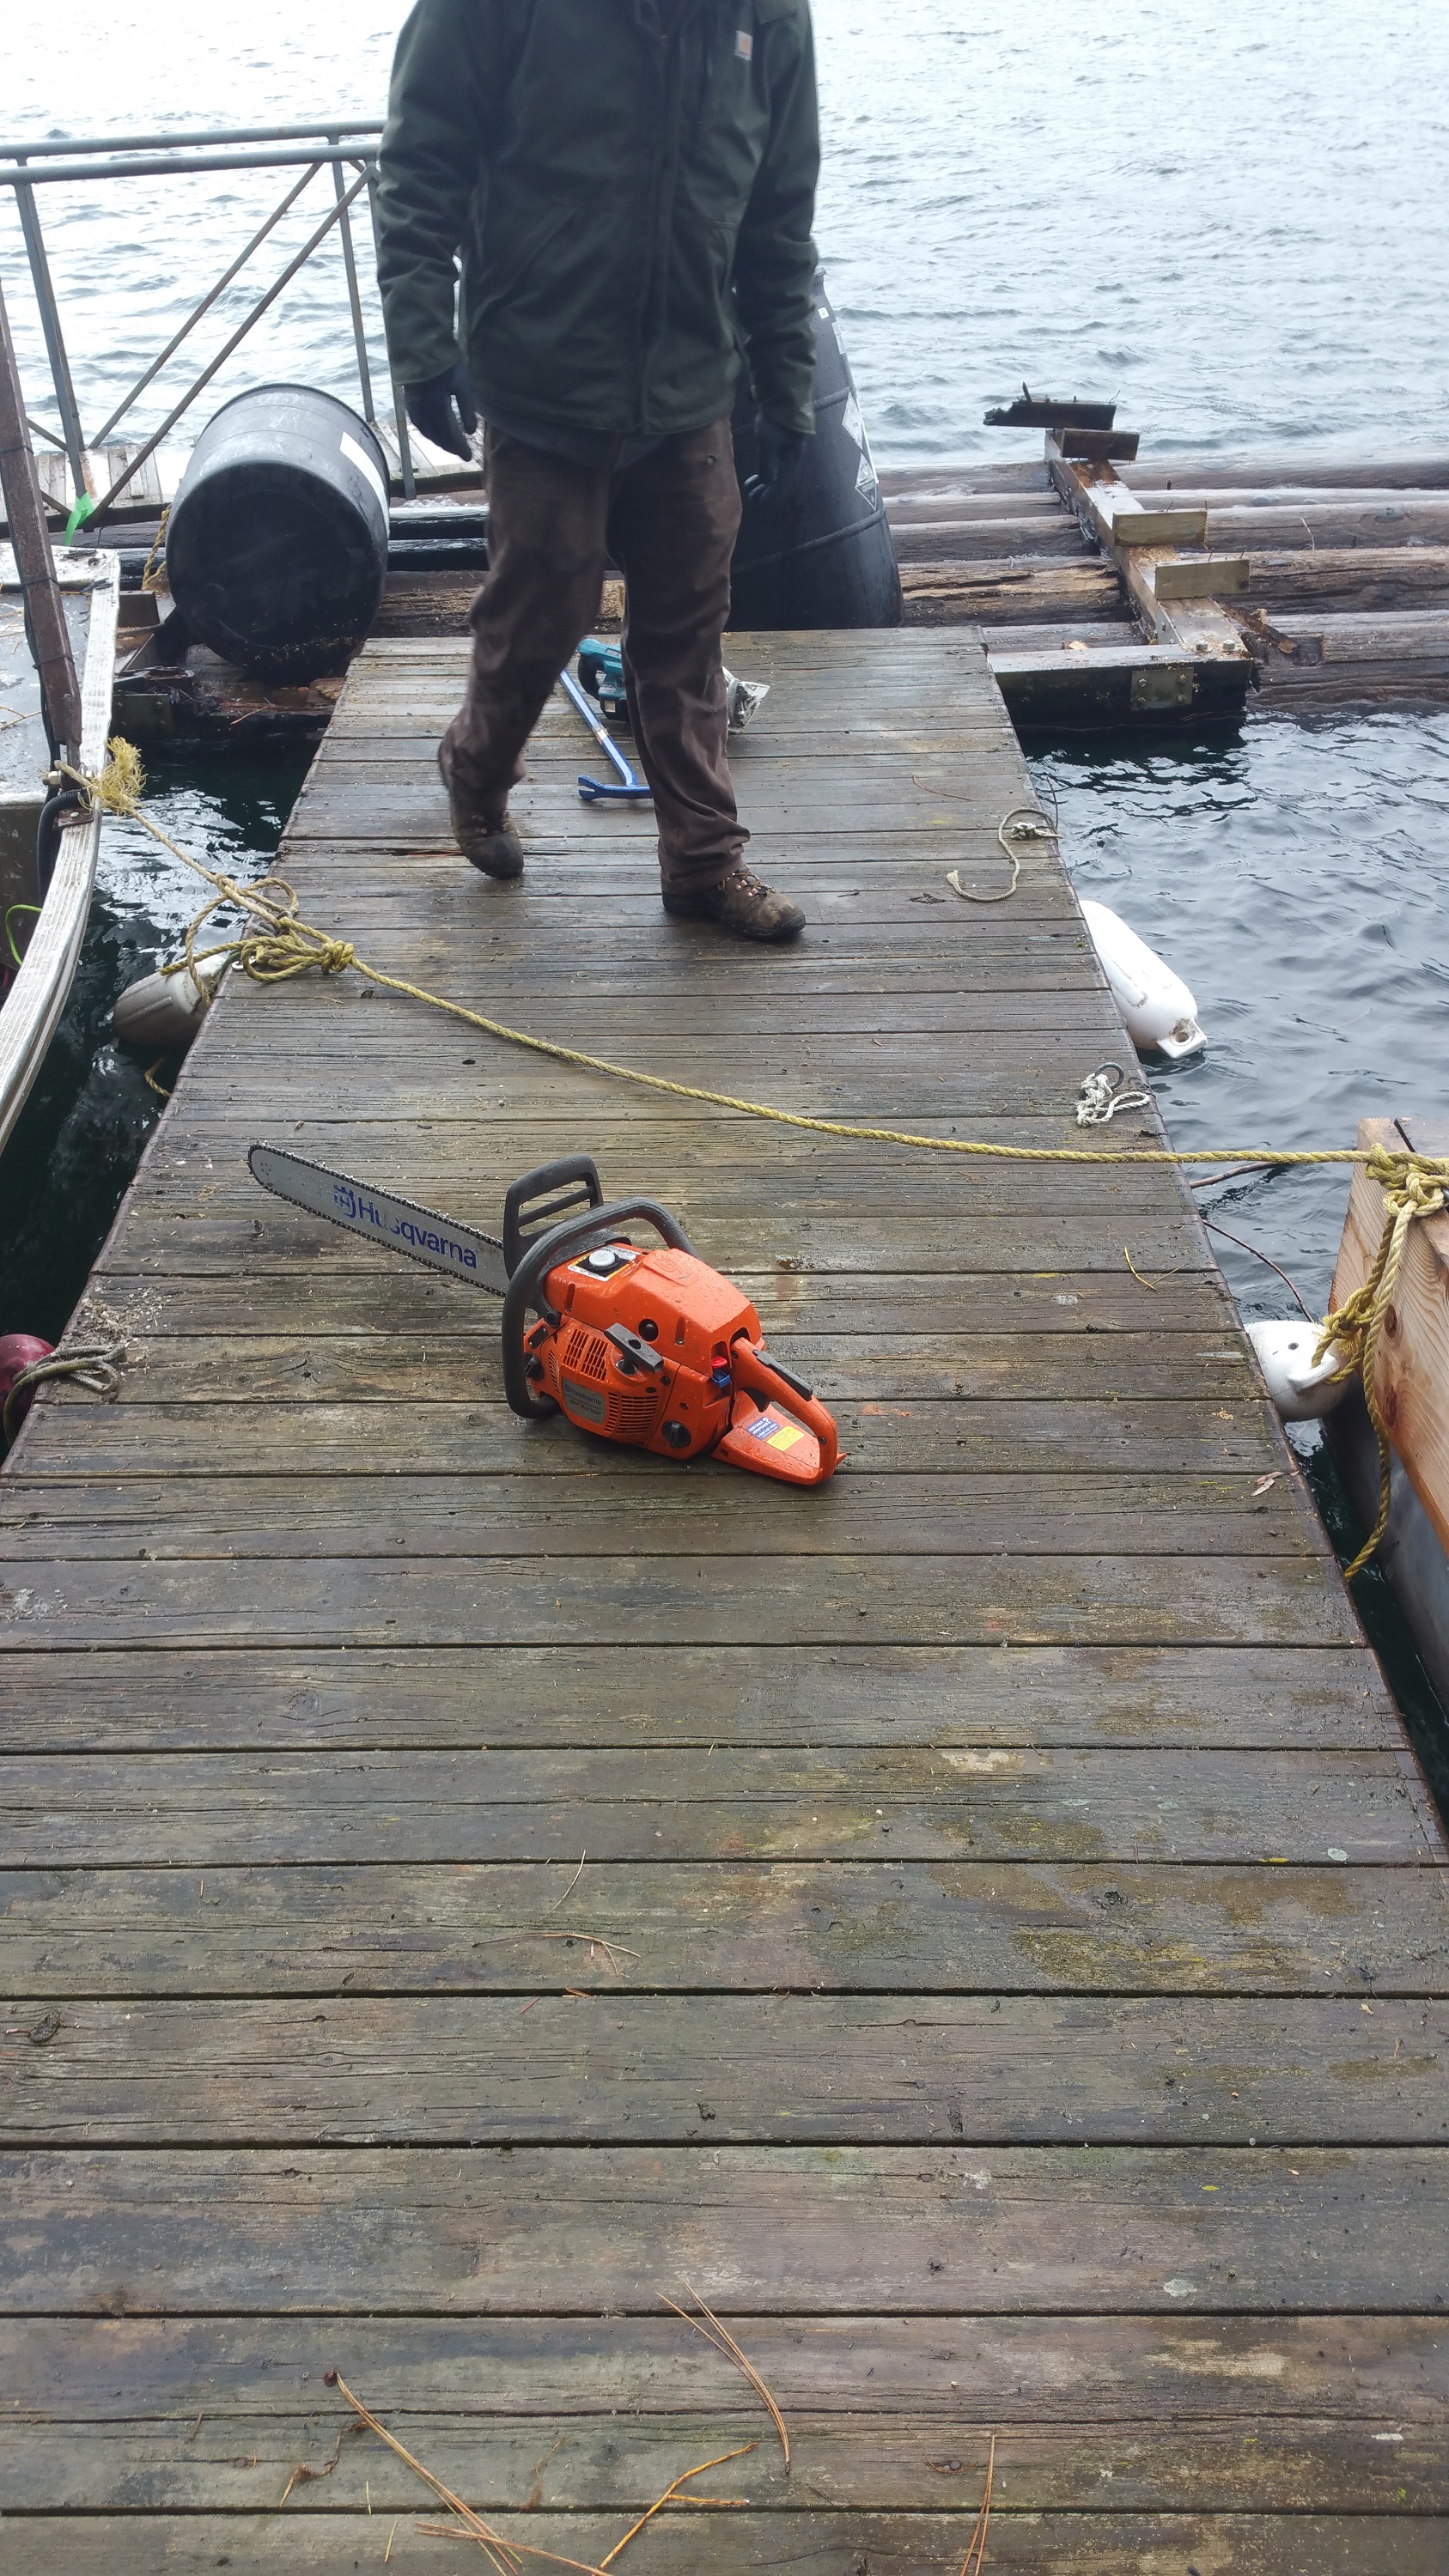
[730, 1337, 839, 1483]
[501, 1196, 699, 1422]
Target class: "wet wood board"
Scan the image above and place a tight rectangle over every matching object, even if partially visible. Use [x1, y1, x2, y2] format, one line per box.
[2, 629, 1446, 2571]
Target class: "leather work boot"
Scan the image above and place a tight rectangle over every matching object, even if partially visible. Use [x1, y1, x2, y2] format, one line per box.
[662, 862, 805, 942]
[438, 750, 525, 878]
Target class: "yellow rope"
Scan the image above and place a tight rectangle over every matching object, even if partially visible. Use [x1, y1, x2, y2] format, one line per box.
[140, 505, 170, 595]
[1312, 1148, 1446, 1577]
[77, 739, 1449, 1574]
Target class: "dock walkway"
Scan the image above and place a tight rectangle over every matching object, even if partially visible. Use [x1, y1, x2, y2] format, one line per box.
[3, 629, 1446, 2572]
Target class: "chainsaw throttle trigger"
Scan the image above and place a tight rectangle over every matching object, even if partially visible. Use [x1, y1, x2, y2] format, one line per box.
[502, 1157, 604, 1279]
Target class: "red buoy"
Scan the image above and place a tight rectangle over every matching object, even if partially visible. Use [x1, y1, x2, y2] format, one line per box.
[0, 1334, 53, 1439]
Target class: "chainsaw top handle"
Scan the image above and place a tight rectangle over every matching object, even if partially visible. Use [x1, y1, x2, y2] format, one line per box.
[502, 1157, 604, 1278]
[502, 1195, 699, 1422]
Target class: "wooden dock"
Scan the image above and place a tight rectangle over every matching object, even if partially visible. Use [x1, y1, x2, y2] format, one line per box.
[3, 628, 1446, 2571]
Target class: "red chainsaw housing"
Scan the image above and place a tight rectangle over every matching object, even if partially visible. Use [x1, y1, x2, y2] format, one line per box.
[523, 1239, 838, 1485]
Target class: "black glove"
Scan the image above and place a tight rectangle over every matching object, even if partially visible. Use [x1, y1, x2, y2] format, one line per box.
[403, 361, 478, 461]
[744, 412, 808, 506]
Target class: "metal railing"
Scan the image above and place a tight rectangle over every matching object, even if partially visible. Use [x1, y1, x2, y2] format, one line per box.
[0, 119, 417, 520]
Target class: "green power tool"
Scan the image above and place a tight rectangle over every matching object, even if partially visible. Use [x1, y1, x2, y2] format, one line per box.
[575, 636, 770, 736]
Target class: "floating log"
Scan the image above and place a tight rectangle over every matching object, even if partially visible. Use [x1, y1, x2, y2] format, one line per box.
[1245, 547, 1449, 615]
[898, 557, 1126, 626]
[890, 513, 1093, 564]
[1240, 610, 1449, 704]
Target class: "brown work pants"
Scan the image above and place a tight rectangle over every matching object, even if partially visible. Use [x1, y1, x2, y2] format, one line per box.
[440, 421, 746, 895]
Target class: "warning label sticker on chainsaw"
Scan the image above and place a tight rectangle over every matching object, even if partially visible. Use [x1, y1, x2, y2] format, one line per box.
[561, 1376, 608, 1426]
[746, 1413, 804, 1452]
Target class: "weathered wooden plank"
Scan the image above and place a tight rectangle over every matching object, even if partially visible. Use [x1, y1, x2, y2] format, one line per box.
[5, 1855, 1442, 1995]
[0, 1550, 1355, 1652]
[0, 1470, 1328, 1565]
[92, 1206, 1217, 1283]
[9, 2511, 1445, 2574]
[172, 983, 1126, 1037]
[3, 1996, 1442, 2147]
[73, 1267, 1236, 1338]
[0, 1745, 1416, 1866]
[96, 1133, 1202, 1220]
[3, 2398, 1439, 2521]
[9, 1398, 1283, 1486]
[25, 1334, 1260, 1413]
[11, 2145, 1447, 2314]
[0, 1643, 1397, 1753]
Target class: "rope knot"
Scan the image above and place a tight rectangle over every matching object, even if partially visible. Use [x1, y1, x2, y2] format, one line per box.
[1314, 1146, 1449, 1577]
[1362, 1142, 1449, 1221]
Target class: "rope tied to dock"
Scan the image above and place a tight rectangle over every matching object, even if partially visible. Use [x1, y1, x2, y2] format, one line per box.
[2, 1340, 128, 1445]
[72, 738, 1449, 1572]
[1312, 1145, 1449, 1579]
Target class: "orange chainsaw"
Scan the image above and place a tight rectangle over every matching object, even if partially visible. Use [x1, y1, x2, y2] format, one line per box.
[249, 1145, 839, 1486]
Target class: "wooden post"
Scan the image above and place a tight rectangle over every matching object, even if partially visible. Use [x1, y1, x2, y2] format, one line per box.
[0, 267, 82, 760]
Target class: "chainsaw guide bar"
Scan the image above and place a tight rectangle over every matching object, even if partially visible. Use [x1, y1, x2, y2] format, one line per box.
[248, 1143, 511, 1295]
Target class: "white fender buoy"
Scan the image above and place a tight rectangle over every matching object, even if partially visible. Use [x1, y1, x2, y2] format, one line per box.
[1080, 899, 1205, 1058]
[113, 956, 222, 1054]
[1247, 1319, 1351, 1421]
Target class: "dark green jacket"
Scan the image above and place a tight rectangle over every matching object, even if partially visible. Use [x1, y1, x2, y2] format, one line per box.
[375, 0, 819, 440]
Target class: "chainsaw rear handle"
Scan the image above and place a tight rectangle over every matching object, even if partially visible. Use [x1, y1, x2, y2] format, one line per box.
[729, 1336, 839, 1483]
[502, 1197, 699, 1422]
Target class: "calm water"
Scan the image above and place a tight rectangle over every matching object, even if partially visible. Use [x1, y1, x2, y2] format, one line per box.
[3, 4, 1447, 1749]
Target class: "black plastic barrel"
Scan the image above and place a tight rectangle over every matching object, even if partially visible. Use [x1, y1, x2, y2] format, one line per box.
[729, 271, 901, 629]
[165, 386, 390, 679]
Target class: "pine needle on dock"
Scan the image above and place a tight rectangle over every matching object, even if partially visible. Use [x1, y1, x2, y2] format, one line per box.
[659, 2282, 791, 2468]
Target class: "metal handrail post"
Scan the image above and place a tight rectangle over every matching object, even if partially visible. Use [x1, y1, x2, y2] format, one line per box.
[87, 168, 372, 520]
[10, 161, 88, 497]
[366, 169, 415, 501]
[331, 145, 374, 425]
[90, 161, 321, 448]
[0, 270, 81, 757]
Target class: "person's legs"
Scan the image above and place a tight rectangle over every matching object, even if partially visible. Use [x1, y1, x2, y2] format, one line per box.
[607, 422, 803, 939]
[440, 430, 611, 867]
[606, 422, 744, 894]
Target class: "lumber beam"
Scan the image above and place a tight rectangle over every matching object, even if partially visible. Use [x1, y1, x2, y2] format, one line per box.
[1046, 434, 1251, 663]
[1059, 428, 1140, 462]
[989, 641, 1248, 730]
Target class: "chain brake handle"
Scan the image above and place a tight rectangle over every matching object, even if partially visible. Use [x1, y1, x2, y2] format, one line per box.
[501, 1194, 697, 1422]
